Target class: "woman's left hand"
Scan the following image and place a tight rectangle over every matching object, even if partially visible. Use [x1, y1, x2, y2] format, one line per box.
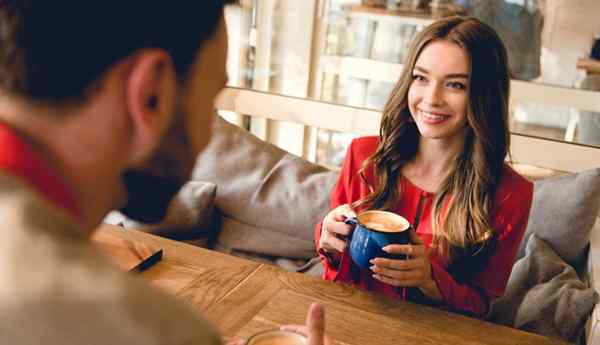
[370, 231, 441, 300]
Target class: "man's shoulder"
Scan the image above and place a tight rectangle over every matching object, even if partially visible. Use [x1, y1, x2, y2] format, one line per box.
[0, 175, 220, 345]
[1, 273, 220, 344]
[0, 234, 220, 345]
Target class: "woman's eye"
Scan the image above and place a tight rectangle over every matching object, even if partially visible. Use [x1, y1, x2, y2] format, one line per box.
[447, 81, 466, 90]
[412, 74, 426, 82]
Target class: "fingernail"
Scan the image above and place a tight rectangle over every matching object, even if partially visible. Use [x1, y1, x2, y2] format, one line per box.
[369, 265, 376, 271]
[369, 259, 375, 264]
[382, 246, 390, 252]
[372, 274, 379, 280]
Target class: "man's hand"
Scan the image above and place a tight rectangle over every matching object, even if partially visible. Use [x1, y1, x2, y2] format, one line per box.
[281, 303, 331, 345]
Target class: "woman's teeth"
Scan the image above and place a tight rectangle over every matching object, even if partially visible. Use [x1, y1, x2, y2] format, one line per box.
[421, 110, 450, 122]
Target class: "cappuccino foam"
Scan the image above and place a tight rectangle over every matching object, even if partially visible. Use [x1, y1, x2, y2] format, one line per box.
[358, 211, 409, 233]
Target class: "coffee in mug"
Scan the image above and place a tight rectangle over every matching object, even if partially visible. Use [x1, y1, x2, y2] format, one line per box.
[246, 330, 307, 345]
[346, 210, 412, 270]
[358, 211, 409, 233]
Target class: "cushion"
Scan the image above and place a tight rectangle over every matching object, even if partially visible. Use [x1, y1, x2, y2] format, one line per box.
[489, 234, 598, 342]
[119, 181, 218, 247]
[215, 215, 316, 259]
[511, 163, 566, 181]
[192, 115, 339, 259]
[517, 168, 600, 267]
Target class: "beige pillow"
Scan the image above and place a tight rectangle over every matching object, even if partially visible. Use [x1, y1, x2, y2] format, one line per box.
[192, 116, 338, 259]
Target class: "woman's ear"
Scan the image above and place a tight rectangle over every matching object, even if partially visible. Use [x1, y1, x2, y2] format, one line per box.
[124, 49, 177, 165]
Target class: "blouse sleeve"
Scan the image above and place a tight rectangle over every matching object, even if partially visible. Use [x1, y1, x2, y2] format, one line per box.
[430, 178, 534, 317]
[315, 140, 358, 281]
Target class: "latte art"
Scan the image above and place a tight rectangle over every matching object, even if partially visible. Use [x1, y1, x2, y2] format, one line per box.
[358, 211, 410, 233]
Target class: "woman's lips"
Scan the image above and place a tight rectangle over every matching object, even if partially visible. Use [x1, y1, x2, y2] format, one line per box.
[419, 109, 451, 124]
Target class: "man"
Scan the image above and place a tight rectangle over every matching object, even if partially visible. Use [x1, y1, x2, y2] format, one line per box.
[0, 2, 327, 344]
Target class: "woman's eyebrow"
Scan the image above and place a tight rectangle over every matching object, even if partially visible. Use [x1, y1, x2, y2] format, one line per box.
[414, 65, 469, 79]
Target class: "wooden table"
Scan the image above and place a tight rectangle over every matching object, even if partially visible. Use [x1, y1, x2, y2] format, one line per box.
[93, 224, 567, 345]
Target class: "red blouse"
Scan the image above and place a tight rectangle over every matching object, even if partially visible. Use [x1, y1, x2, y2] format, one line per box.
[315, 136, 533, 317]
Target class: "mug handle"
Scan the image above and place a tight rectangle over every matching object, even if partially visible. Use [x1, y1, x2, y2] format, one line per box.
[343, 217, 358, 227]
[343, 217, 358, 243]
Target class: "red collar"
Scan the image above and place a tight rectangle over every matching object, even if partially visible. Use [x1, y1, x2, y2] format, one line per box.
[0, 123, 81, 219]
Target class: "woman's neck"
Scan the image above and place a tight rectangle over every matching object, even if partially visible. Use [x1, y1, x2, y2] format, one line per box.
[402, 136, 465, 192]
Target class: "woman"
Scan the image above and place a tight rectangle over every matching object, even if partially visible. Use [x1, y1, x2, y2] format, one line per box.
[315, 16, 533, 317]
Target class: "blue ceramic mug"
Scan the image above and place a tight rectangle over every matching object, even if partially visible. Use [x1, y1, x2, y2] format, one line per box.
[345, 210, 412, 270]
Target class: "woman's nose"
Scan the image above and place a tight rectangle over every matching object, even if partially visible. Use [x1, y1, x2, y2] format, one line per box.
[423, 83, 444, 106]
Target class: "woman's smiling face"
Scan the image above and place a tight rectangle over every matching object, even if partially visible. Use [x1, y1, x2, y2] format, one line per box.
[408, 40, 470, 144]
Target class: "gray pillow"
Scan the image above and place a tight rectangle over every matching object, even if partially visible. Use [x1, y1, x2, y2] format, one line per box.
[518, 168, 600, 267]
[121, 181, 218, 247]
[215, 215, 316, 259]
[489, 234, 598, 342]
[192, 116, 339, 259]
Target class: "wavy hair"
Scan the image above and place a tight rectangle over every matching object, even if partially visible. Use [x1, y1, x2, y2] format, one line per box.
[354, 17, 511, 265]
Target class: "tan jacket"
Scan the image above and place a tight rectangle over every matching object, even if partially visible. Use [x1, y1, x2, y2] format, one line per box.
[0, 173, 220, 345]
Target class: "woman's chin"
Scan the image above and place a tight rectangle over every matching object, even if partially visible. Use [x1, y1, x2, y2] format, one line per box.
[415, 124, 447, 139]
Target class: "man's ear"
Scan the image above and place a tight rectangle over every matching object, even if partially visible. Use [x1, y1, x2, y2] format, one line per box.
[125, 49, 177, 165]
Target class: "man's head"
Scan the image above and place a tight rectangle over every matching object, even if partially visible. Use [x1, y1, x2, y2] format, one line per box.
[0, 1, 232, 226]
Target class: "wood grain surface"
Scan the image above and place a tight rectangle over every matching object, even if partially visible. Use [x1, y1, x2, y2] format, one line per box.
[93, 224, 568, 345]
[91, 226, 162, 272]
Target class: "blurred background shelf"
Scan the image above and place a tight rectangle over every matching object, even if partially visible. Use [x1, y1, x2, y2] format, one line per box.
[224, 0, 600, 167]
[348, 4, 435, 26]
[319, 55, 403, 82]
[348, 4, 464, 25]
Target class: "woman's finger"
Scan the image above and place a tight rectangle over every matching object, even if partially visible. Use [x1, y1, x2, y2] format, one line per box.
[331, 204, 356, 222]
[338, 204, 357, 219]
[372, 273, 420, 287]
[383, 244, 425, 256]
[370, 257, 420, 270]
[410, 229, 424, 244]
[323, 235, 347, 252]
[372, 274, 401, 287]
[326, 221, 353, 237]
[371, 266, 420, 281]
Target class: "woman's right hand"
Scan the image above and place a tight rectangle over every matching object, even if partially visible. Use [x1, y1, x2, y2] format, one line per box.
[318, 204, 356, 253]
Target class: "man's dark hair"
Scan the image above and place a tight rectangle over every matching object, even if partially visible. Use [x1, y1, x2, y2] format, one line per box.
[0, 1, 234, 104]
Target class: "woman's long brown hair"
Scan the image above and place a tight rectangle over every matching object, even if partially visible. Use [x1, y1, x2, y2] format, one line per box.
[354, 17, 511, 265]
